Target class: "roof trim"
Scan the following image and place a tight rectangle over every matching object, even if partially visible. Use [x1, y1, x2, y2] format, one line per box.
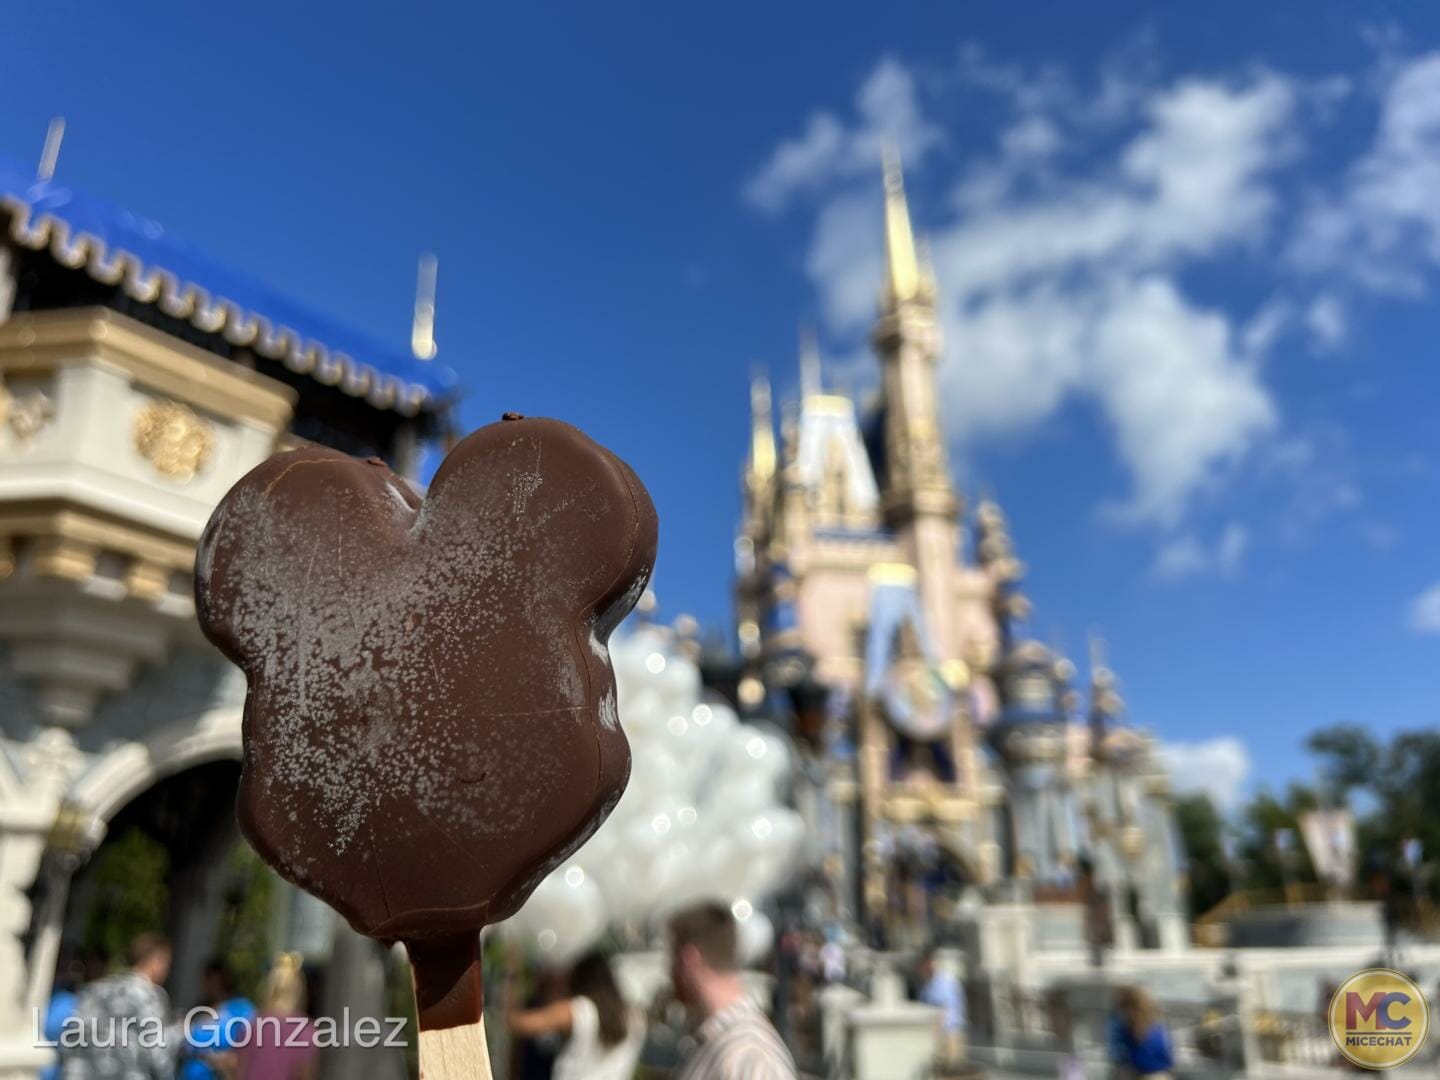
[0, 161, 457, 420]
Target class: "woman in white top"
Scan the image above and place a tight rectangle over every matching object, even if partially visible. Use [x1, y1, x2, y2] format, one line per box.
[505, 951, 645, 1080]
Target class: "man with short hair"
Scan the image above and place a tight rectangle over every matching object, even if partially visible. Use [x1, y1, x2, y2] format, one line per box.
[61, 933, 178, 1080]
[668, 902, 797, 1080]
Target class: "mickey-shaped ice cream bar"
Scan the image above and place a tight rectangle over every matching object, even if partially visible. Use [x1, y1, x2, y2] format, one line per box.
[195, 414, 657, 1076]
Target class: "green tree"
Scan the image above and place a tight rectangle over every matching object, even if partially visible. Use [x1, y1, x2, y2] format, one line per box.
[1236, 783, 1318, 893]
[1309, 724, 1440, 900]
[1174, 794, 1230, 917]
[83, 828, 169, 965]
[212, 841, 276, 1000]
[1306, 725, 1380, 798]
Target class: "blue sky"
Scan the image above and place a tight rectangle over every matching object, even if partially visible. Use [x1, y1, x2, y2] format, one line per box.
[4, 2, 1438, 809]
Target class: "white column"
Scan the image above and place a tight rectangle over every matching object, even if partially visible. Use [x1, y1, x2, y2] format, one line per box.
[0, 731, 83, 1079]
[318, 923, 408, 1080]
[23, 853, 81, 1015]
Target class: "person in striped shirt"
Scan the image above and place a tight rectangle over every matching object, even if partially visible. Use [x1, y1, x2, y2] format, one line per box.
[668, 902, 798, 1080]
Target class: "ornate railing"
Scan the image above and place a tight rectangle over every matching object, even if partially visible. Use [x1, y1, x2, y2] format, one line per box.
[1249, 1009, 1342, 1069]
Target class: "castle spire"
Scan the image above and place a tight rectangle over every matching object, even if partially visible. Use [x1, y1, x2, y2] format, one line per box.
[871, 141, 956, 654]
[747, 372, 777, 489]
[799, 325, 822, 400]
[882, 143, 934, 309]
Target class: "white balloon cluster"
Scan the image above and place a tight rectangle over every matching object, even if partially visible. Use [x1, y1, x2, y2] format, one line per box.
[504, 621, 805, 967]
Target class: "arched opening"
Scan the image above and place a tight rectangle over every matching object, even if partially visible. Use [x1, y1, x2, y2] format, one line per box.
[57, 760, 269, 1011]
[31, 751, 412, 1080]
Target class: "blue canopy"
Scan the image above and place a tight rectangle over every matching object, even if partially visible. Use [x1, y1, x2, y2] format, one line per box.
[0, 152, 457, 417]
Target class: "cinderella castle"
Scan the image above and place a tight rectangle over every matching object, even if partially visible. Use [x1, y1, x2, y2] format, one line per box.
[733, 153, 1188, 953]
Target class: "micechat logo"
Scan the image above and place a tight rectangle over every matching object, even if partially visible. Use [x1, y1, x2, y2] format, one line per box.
[1329, 969, 1430, 1069]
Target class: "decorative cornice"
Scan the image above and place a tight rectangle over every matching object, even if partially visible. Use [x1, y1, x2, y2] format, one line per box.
[29, 536, 98, 581]
[0, 307, 295, 432]
[0, 500, 196, 576]
[123, 561, 172, 602]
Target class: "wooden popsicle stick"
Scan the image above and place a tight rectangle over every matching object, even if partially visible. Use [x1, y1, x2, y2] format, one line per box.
[408, 935, 492, 1080]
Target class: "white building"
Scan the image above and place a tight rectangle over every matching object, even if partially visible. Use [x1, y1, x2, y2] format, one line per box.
[0, 150, 454, 1078]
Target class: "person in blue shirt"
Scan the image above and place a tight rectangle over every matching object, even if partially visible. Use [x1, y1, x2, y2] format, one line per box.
[916, 949, 966, 1063]
[1108, 985, 1173, 1079]
[39, 973, 79, 1080]
[180, 959, 256, 1080]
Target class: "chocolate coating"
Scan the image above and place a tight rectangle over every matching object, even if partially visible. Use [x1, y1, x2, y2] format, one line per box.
[195, 416, 657, 942]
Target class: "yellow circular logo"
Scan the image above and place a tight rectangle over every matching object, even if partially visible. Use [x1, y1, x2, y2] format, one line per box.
[1328, 968, 1430, 1069]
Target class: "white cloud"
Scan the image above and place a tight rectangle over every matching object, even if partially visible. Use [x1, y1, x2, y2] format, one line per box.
[757, 55, 1291, 526]
[1259, 424, 1365, 542]
[1292, 51, 1440, 294]
[1240, 298, 1293, 358]
[1151, 535, 1210, 582]
[1150, 521, 1249, 581]
[1217, 522, 1250, 575]
[744, 58, 942, 214]
[1089, 279, 1275, 525]
[1408, 582, 1440, 633]
[1304, 293, 1347, 349]
[1001, 114, 1063, 160]
[1359, 522, 1399, 550]
[1160, 736, 1253, 811]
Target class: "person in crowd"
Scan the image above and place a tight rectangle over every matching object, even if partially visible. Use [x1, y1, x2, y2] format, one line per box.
[79, 949, 108, 986]
[507, 963, 568, 1080]
[179, 959, 255, 1080]
[916, 948, 966, 1063]
[818, 934, 846, 985]
[231, 952, 317, 1080]
[667, 901, 796, 1080]
[40, 952, 86, 1080]
[1108, 985, 1173, 1080]
[1079, 856, 1114, 968]
[504, 950, 644, 1080]
[60, 933, 177, 1080]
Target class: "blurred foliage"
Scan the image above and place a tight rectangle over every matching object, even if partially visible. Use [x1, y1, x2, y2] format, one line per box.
[1308, 723, 1440, 900]
[1175, 794, 1229, 916]
[82, 827, 169, 965]
[1178, 725, 1440, 920]
[212, 840, 276, 1000]
[1235, 783, 1318, 892]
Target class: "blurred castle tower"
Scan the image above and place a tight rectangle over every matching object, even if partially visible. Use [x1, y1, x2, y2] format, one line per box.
[735, 152, 1186, 949]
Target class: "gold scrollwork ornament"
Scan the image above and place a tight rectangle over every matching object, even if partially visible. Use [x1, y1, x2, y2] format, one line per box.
[3, 379, 56, 445]
[134, 400, 215, 482]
